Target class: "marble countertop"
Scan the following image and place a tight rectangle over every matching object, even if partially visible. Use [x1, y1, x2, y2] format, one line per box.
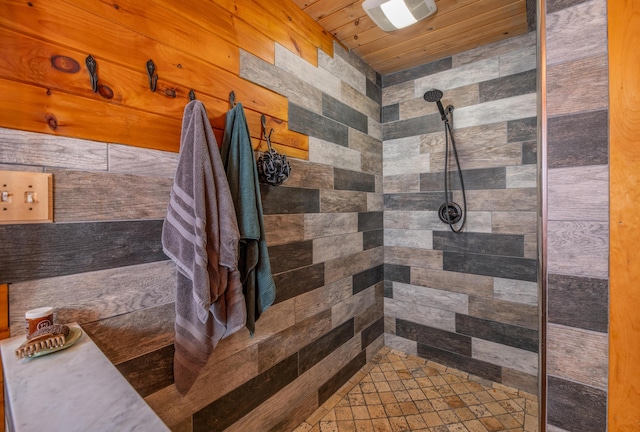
[0, 323, 169, 432]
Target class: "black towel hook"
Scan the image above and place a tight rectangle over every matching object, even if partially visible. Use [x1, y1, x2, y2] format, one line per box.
[261, 114, 274, 150]
[146, 59, 158, 92]
[188, 89, 196, 101]
[229, 90, 236, 108]
[85, 54, 98, 93]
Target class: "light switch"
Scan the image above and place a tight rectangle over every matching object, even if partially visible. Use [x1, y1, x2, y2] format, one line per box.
[0, 171, 53, 224]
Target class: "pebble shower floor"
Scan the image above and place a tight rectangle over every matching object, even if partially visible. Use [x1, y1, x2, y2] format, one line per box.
[294, 347, 538, 432]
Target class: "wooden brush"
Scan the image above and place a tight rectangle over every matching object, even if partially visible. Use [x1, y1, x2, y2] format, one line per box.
[15, 324, 70, 359]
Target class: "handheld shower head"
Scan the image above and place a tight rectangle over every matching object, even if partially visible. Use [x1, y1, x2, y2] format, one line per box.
[424, 88, 447, 121]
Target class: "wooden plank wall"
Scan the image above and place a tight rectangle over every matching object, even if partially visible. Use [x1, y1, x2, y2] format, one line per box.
[608, 0, 640, 429]
[0, 0, 340, 158]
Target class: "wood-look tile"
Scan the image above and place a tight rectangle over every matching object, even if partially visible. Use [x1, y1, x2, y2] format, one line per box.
[258, 310, 332, 374]
[349, 129, 382, 155]
[385, 334, 418, 356]
[295, 277, 352, 323]
[493, 278, 538, 306]
[193, 354, 299, 432]
[411, 268, 494, 298]
[365, 334, 385, 362]
[508, 117, 537, 143]
[522, 141, 537, 165]
[385, 228, 433, 250]
[322, 93, 368, 134]
[83, 302, 175, 365]
[360, 151, 382, 176]
[399, 84, 479, 121]
[548, 274, 608, 333]
[383, 113, 441, 140]
[453, 94, 536, 130]
[318, 351, 367, 405]
[506, 165, 536, 188]
[382, 104, 399, 123]
[385, 298, 456, 332]
[368, 118, 383, 141]
[466, 188, 537, 211]
[433, 232, 524, 257]
[333, 42, 377, 84]
[117, 344, 175, 398]
[366, 78, 382, 105]
[548, 165, 608, 221]
[499, 45, 537, 76]
[261, 184, 320, 215]
[479, 70, 537, 103]
[334, 168, 375, 192]
[501, 368, 538, 395]
[383, 174, 420, 193]
[299, 319, 355, 374]
[0, 163, 43, 172]
[363, 229, 383, 250]
[273, 263, 325, 304]
[324, 248, 384, 284]
[469, 297, 538, 330]
[547, 376, 607, 432]
[108, 144, 178, 178]
[456, 314, 538, 352]
[393, 282, 468, 314]
[547, 110, 608, 168]
[313, 232, 363, 264]
[367, 193, 383, 212]
[358, 212, 383, 232]
[383, 193, 442, 211]
[547, 54, 608, 117]
[382, 57, 452, 87]
[383, 153, 430, 177]
[452, 32, 535, 68]
[384, 135, 420, 159]
[304, 213, 359, 240]
[546, 0, 607, 66]
[547, 221, 608, 278]
[0, 127, 108, 170]
[263, 214, 305, 246]
[414, 57, 500, 95]
[547, 0, 592, 13]
[384, 246, 442, 269]
[269, 240, 313, 274]
[275, 44, 341, 99]
[320, 190, 368, 213]
[353, 265, 384, 294]
[0, 220, 166, 284]
[332, 285, 378, 328]
[443, 252, 537, 282]
[285, 158, 335, 190]
[382, 81, 415, 107]
[288, 103, 348, 147]
[420, 167, 506, 191]
[429, 122, 507, 154]
[342, 81, 380, 121]
[383, 263, 410, 284]
[547, 323, 608, 389]
[417, 344, 502, 383]
[491, 212, 537, 234]
[268, 393, 318, 432]
[472, 338, 538, 375]
[397, 319, 471, 356]
[8, 260, 175, 336]
[355, 285, 383, 335]
[429, 144, 522, 173]
[318, 50, 366, 94]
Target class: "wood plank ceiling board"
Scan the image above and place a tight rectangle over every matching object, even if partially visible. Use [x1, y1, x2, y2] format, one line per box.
[296, 0, 529, 74]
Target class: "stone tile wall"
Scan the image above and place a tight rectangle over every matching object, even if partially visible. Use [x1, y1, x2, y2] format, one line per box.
[380, 31, 539, 394]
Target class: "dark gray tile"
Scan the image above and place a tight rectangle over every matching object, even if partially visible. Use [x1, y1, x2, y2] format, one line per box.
[260, 185, 320, 214]
[479, 70, 537, 103]
[398, 319, 471, 356]
[384, 280, 393, 298]
[383, 113, 442, 140]
[361, 317, 384, 348]
[193, 354, 298, 432]
[358, 212, 383, 232]
[502, 368, 538, 394]
[456, 314, 538, 352]
[382, 104, 399, 123]
[548, 110, 608, 168]
[334, 168, 376, 193]
[382, 57, 452, 87]
[384, 192, 443, 211]
[0, 221, 167, 284]
[318, 351, 367, 404]
[522, 141, 537, 165]
[376, 72, 382, 88]
[366, 78, 382, 106]
[433, 232, 524, 257]
[420, 167, 506, 191]
[116, 344, 174, 397]
[384, 264, 410, 284]
[508, 117, 537, 142]
[417, 344, 502, 382]
[322, 93, 368, 134]
[269, 240, 313, 274]
[273, 263, 324, 304]
[353, 265, 384, 294]
[547, 376, 607, 432]
[443, 252, 537, 282]
[548, 274, 608, 333]
[289, 102, 348, 147]
[547, 0, 592, 13]
[299, 319, 354, 374]
[363, 229, 383, 250]
[526, 0, 536, 31]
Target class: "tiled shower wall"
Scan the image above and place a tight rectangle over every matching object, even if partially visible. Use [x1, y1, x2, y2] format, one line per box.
[380, 31, 539, 394]
[544, 0, 609, 431]
[0, 42, 385, 431]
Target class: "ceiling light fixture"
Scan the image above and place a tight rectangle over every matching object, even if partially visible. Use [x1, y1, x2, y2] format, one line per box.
[362, 0, 437, 32]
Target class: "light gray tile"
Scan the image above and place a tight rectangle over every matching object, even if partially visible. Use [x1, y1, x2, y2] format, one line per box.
[384, 211, 411, 229]
[385, 298, 456, 332]
[453, 93, 537, 130]
[0, 164, 43, 172]
[393, 282, 469, 314]
[453, 212, 493, 234]
[385, 333, 418, 356]
[385, 315, 396, 334]
[494, 278, 538, 306]
[524, 234, 537, 259]
[0, 128, 107, 170]
[332, 285, 376, 328]
[341, 82, 380, 120]
[295, 277, 353, 322]
[366, 334, 385, 362]
[472, 338, 538, 375]
[453, 32, 536, 67]
[309, 136, 361, 171]
[419, 131, 446, 154]
[384, 135, 420, 159]
[333, 41, 377, 83]
[411, 268, 494, 298]
[304, 212, 359, 239]
[546, 0, 608, 66]
[414, 57, 500, 97]
[313, 231, 363, 263]
[108, 144, 177, 178]
[548, 221, 608, 278]
[325, 247, 384, 284]
[506, 165, 537, 188]
[547, 425, 570, 432]
[349, 129, 382, 156]
[547, 323, 608, 390]
[399, 84, 479, 121]
[385, 229, 433, 249]
[319, 50, 366, 95]
[548, 165, 608, 221]
[430, 143, 522, 172]
[264, 214, 305, 246]
[382, 81, 415, 106]
[384, 246, 443, 269]
[367, 193, 384, 211]
[492, 212, 537, 234]
[499, 46, 537, 77]
[466, 188, 537, 211]
[368, 118, 383, 141]
[383, 174, 420, 193]
[274, 43, 341, 100]
[383, 153, 430, 176]
[361, 151, 382, 176]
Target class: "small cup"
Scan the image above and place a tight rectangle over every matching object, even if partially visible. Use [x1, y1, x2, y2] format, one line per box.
[25, 307, 54, 338]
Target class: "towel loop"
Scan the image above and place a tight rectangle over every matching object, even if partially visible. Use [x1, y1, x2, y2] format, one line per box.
[229, 90, 236, 108]
[146, 59, 158, 92]
[257, 114, 291, 186]
[188, 89, 196, 101]
[85, 54, 99, 93]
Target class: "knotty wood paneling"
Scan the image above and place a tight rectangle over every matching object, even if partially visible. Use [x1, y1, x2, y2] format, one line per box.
[609, 0, 640, 429]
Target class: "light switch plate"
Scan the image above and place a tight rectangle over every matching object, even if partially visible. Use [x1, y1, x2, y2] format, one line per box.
[0, 171, 53, 224]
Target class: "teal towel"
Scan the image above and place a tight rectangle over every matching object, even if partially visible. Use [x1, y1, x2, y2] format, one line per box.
[221, 102, 276, 334]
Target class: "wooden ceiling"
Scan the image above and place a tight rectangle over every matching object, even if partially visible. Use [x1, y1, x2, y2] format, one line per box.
[292, 0, 530, 75]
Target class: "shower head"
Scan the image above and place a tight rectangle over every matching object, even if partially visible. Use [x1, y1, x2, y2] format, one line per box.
[423, 88, 447, 121]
